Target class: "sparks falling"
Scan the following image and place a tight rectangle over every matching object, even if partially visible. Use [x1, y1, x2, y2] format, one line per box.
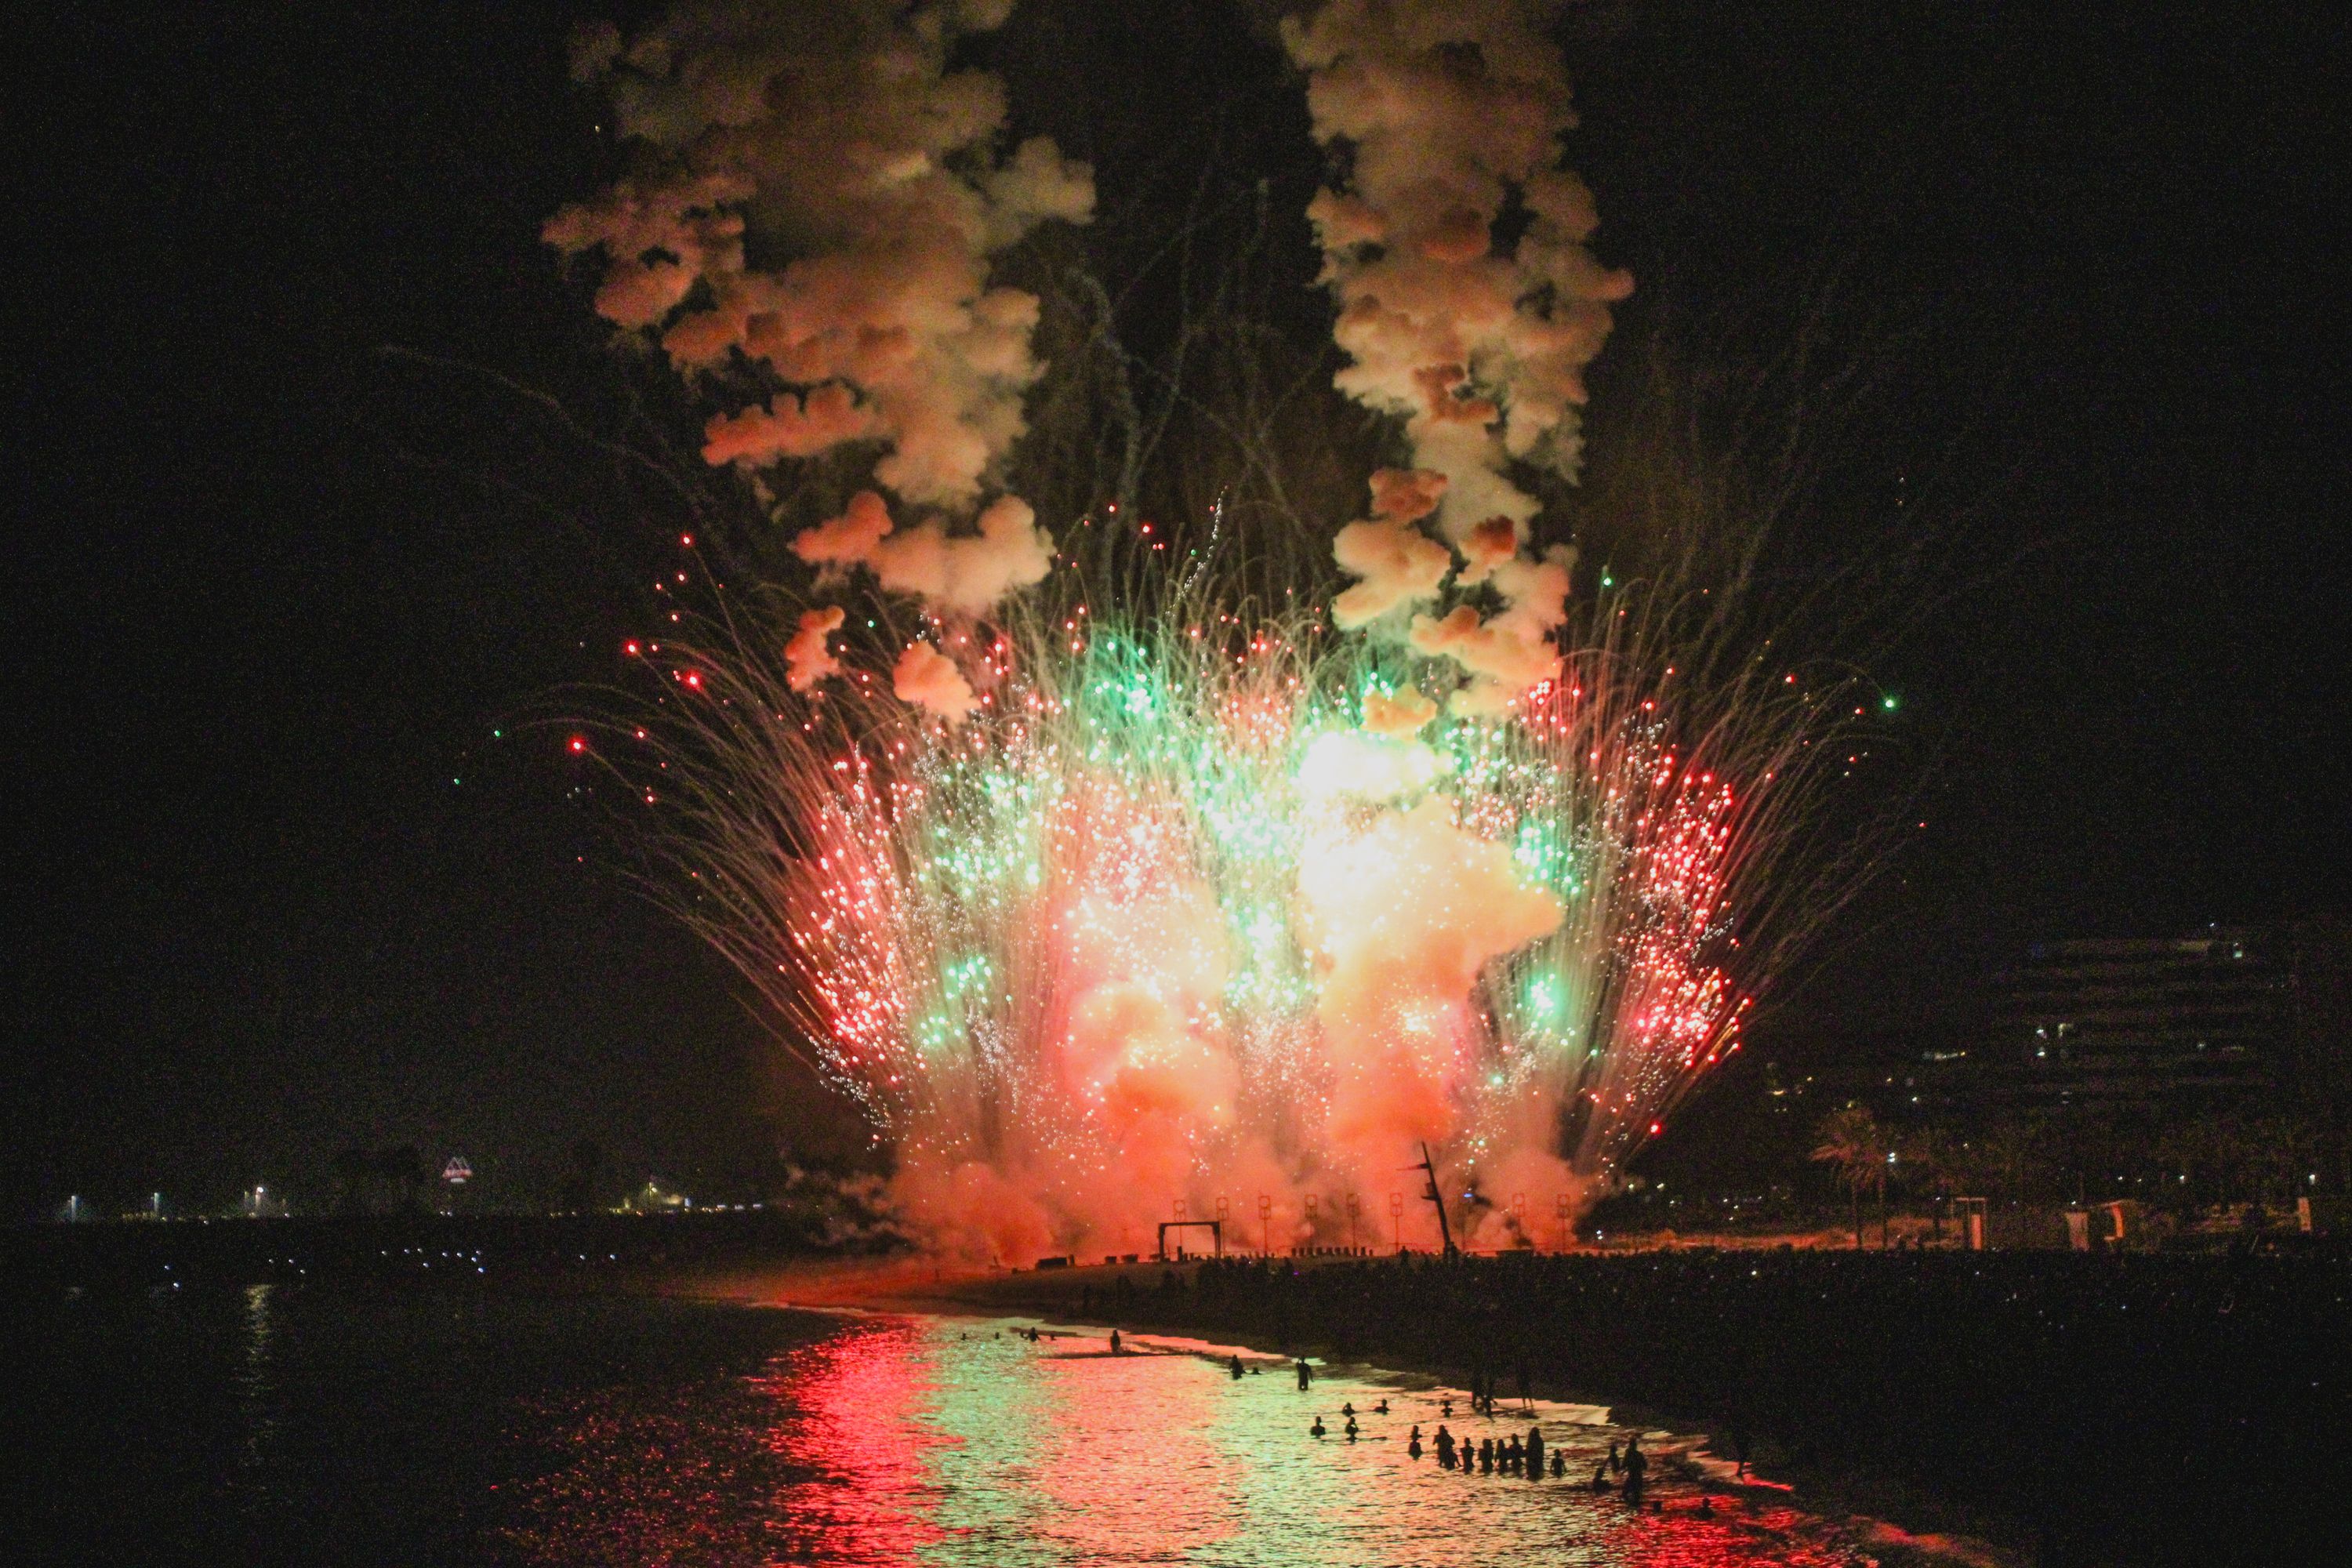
[604, 520, 1871, 1263]
[551, 0, 1886, 1262]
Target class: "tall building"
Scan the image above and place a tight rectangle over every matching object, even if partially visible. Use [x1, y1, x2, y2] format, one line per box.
[1904, 921, 2351, 1120]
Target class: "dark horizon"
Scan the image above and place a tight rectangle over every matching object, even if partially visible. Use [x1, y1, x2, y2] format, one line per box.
[10, 1, 2347, 1214]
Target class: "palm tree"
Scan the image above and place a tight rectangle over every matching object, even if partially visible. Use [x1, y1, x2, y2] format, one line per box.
[1904, 1127, 1959, 1243]
[1813, 1104, 1893, 1247]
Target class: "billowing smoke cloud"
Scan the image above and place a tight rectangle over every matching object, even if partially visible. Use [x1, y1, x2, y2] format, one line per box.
[891, 640, 978, 721]
[1288, 0, 1632, 710]
[1299, 796, 1564, 1164]
[1331, 466, 1453, 628]
[783, 605, 846, 692]
[792, 491, 1054, 615]
[546, 0, 1091, 622]
[1410, 543, 1577, 715]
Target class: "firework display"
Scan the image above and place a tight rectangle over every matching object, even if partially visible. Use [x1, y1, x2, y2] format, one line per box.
[548, 0, 1880, 1260]
[605, 517, 1867, 1262]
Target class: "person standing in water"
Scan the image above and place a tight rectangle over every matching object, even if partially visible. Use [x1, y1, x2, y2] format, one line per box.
[1408, 1425, 1424, 1459]
[1622, 1433, 1648, 1501]
[1310, 1417, 1326, 1438]
[1526, 1425, 1544, 1478]
[1296, 1358, 1313, 1391]
[1109, 1330, 1123, 1356]
[1230, 1355, 1245, 1380]
[1436, 1426, 1456, 1468]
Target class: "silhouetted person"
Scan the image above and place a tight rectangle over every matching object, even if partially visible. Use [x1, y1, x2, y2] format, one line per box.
[1526, 1425, 1544, 1477]
[1730, 1420, 1751, 1479]
[1591, 1461, 1612, 1490]
[1341, 1402, 1356, 1418]
[1607, 1439, 1623, 1475]
[1436, 1426, 1456, 1468]
[1504, 1435, 1523, 1471]
[1515, 1363, 1531, 1409]
[1622, 1434, 1647, 1501]
[1346, 1420, 1359, 1443]
[1374, 1399, 1388, 1414]
[1409, 1425, 1424, 1459]
[1311, 1417, 1326, 1438]
[1479, 1438, 1494, 1473]
[1441, 1398, 1454, 1419]
[1296, 1358, 1312, 1391]
[1230, 1355, 1245, 1380]
[1109, 1330, 1123, 1356]
[1550, 1449, 1566, 1478]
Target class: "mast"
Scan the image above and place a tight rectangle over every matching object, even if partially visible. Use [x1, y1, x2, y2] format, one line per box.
[1416, 1142, 1459, 1259]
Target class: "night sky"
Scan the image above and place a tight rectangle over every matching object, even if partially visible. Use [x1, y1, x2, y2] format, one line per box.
[10, 2, 2347, 1214]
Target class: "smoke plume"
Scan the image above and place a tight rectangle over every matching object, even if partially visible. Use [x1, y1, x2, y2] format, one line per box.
[546, 0, 1092, 623]
[1287, 0, 1632, 711]
[891, 640, 979, 722]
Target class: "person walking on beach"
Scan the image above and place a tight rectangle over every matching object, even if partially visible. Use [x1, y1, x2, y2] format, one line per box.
[1296, 1358, 1313, 1391]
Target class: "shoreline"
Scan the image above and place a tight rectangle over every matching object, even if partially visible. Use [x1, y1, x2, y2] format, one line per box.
[682, 1256, 2029, 1568]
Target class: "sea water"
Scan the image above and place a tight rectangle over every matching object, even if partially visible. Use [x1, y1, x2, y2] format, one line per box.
[3, 1284, 1967, 1566]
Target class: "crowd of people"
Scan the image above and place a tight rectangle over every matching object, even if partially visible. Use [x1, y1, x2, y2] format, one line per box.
[1085, 1246, 2351, 1566]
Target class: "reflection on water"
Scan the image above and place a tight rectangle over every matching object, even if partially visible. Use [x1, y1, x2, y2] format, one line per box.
[232, 1283, 285, 1505]
[506, 1315, 1871, 1567]
[12, 1290, 1950, 1566]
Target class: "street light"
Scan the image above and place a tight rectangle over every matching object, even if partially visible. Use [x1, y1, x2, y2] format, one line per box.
[1388, 1192, 1403, 1252]
[1257, 1193, 1272, 1256]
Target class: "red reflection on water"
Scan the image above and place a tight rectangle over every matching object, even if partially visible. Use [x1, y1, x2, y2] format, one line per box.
[1025, 1336, 1240, 1559]
[506, 1314, 1886, 1568]
[751, 1316, 949, 1564]
[1610, 1494, 1857, 1568]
